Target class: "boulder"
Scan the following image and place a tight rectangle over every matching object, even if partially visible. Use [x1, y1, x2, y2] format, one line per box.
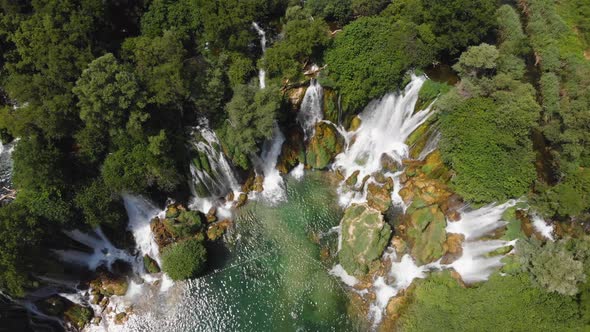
[441, 233, 464, 264]
[236, 193, 248, 208]
[207, 220, 232, 241]
[90, 273, 129, 297]
[306, 122, 344, 169]
[143, 255, 160, 274]
[406, 205, 447, 264]
[367, 183, 392, 213]
[277, 126, 306, 174]
[64, 304, 93, 330]
[380, 154, 399, 173]
[287, 85, 307, 111]
[349, 116, 362, 132]
[339, 204, 392, 276]
[345, 170, 360, 187]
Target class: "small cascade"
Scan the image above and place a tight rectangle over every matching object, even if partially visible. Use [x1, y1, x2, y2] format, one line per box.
[446, 200, 516, 240]
[0, 139, 17, 201]
[446, 200, 518, 283]
[333, 75, 433, 207]
[368, 252, 439, 326]
[122, 195, 165, 268]
[449, 239, 516, 283]
[297, 79, 324, 140]
[418, 131, 441, 160]
[532, 214, 555, 241]
[257, 123, 287, 204]
[252, 22, 267, 89]
[290, 163, 305, 180]
[189, 123, 240, 201]
[52, 228, 134, 272]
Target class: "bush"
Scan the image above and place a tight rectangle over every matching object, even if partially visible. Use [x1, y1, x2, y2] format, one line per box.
[398, 272, 585, 331]
[161, 238, 207, 280]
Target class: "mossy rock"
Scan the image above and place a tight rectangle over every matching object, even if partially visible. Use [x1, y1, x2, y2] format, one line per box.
[345, 170, 360, 187]
[143, 255, 160, 274]
[64, 304, 93, 330]
[90, 274, 129, 296]
[322, 87, 340, 124]
[367, 183, 392, 213]
[165, 205, 181, 219]
[277, 126, 306, 174]
[339, 204, 392, 276]
[380, 153, 399, 173]
[207, 220, 232, 241]
[406, 205, 447, 264]
[37, 296, 66, 317]
[306, 122, 344, 169]
[349, 116, 362, 132]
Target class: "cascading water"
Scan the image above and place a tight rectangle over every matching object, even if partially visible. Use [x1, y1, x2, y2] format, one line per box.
[252, 22, 267, 89]
[532, 214, 555, 241]
[333, 75, 433, 207]
[445, 200, 518, 283]
[256, 123, 287, 204]
[297, 79, 324, 140]
[0, 139, 17, 203]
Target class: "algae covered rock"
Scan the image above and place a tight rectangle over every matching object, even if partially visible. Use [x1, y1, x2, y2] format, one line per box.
[339, 204, 392, 276]
[90, 273, 129, 296]
[306, 122, 344, 169]
[367, 183, 392, 212]
[64, 304, 93, 330]
[143, 254, 161, 273]
[406, 205, 447, 264]
[277, 126, 306, 174]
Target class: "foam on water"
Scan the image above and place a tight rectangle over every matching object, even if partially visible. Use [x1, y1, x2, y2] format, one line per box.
[290, 163, 305, 180]
[329, 264, 359, 287]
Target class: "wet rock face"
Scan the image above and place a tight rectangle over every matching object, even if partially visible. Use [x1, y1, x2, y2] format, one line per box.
[405, 205, 447, 264]
[339, 204, 392, 276]
[367, 182, 392, 213]
[277, 126, 305, 175]
[90, 273, 129, 297]
[306, 122, 345, 169]
[64, 304, 93, 330]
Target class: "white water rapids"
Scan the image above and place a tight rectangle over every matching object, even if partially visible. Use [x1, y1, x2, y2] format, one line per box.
[333, 75, 433, 207]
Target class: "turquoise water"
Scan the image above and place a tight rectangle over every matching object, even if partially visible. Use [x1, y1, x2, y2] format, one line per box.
[136, 172, 361, 331]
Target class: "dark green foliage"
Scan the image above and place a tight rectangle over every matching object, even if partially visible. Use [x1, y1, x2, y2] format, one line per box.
[262, 6, 329, 82]
[306, 0, 352, 24]
[0, 203, 42, 297]
[122, 31, 188, 106]
[74, 179, 124, 227]
[351, 0, 390, 17]
[383, 0, 497, 56]
[219, 83, 282, 169]
[161, 238, 207, 280]
[398, 272, 585, 331]
[325, 16, 435, 112]
[533, 168, 590, 218]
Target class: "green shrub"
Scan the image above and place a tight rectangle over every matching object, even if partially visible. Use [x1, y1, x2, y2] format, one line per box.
[161, 238, 207, 280]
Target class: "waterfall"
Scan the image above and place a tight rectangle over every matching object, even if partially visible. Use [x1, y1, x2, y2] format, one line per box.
[297, 79, 324, 140]
[446, 200, 518, 283]
[257, 123, 287, 204]
[0, 139, 17, 195]
[252, 22, 267, 89]
[446, 200, 516, 240]
[52, 228, 134, 272]
[532, 214, 555, 241]
[333, 75, 433, 206]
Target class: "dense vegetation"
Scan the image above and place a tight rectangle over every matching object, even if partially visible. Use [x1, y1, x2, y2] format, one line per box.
[0, 0, 589, 330]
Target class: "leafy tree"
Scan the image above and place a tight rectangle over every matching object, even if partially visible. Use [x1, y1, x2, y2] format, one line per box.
[74, 179, 125, 227]
[140, 0, 198, 38]
[516, 238, 587, 296]
[306, 0, 352, 25]
[452, 43, 499, 78]
[325, 16, 435, 112]
[351, 0, 390, 17]
[122, 31, 188, 106]
[0, 203, 42, 297]
[161, 238, 207, 280]
[218, 83, 281, 169]
[262, 6, 329, 82]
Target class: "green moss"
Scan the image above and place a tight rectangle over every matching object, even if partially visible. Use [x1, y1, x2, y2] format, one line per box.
[64, 305, 93, 330]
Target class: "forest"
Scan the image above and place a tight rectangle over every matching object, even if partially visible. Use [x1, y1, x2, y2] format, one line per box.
[1, 0, 590, 331]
